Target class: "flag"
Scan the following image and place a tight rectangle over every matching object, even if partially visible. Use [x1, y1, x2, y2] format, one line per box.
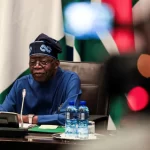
[62, 0, 119, 62]
[63, 0, 138, 62]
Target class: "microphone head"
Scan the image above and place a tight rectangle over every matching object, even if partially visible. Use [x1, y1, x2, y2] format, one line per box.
[22, 89, 26, 97]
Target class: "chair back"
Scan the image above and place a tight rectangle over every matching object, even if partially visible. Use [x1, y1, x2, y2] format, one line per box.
[60, 61, 108, 116]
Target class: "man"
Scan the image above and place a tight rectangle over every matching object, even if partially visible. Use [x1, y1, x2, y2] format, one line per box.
[0, 33, 82, 125]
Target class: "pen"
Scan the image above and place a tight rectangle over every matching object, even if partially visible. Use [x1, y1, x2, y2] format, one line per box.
[57, 103, 63, 113]
[53, 103, 63, 114]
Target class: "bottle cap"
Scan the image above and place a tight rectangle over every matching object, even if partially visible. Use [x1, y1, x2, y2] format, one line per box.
[69, 101, 74, 105]
[80, 100, 86, 105]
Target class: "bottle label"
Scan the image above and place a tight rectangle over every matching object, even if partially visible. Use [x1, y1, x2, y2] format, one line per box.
[81, 113, 85, 120]
[79, 113, 89, 120]
[66, 112, 70, 119]
[66, 112, 77, 119]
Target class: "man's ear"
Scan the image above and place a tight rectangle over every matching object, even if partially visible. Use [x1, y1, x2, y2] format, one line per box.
[55, 60, 60, 69]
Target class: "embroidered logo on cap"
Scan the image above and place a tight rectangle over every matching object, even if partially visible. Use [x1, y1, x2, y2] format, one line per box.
[40, 44, 52, 53]
[29, 46, 32, 54]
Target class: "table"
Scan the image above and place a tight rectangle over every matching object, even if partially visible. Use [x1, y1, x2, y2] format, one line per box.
[0, 131, 114, 150]
[0, 133, 83, 150]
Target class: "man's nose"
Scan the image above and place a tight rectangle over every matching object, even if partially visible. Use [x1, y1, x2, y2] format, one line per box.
[33, 61, 42, 68]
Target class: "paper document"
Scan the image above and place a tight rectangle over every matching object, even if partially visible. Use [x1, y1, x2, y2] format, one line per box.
[19, 123, 37, 129]
[39, 125, 58, 129]
[0, 111, 17, 115]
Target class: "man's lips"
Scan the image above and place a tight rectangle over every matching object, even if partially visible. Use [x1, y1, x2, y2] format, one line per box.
[33, 72, 44, 77]
[33, 72, 44, 74]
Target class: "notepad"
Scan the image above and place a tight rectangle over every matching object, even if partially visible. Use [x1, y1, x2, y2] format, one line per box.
[28, 125, 65, 133]
[39, 125, 58, 129]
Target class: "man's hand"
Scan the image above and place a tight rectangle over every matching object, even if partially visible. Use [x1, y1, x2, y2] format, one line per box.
[17, 114, 28, 123]
[17, 114, 38, 124]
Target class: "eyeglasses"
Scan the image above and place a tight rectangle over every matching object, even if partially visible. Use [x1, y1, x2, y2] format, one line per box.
[29, 58, 54, 67]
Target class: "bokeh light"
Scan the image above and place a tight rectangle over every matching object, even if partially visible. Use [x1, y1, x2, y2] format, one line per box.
[102, 0, 133, 25]
[111, 28, 135, 53]
[127, 86, 149, 111]
[137, 54, 150, 78]
[64, 2, 114, 39]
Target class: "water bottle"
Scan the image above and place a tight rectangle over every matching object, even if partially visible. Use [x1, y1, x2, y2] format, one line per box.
[78, 100, 89, 139]
[65, 101, 78, 138]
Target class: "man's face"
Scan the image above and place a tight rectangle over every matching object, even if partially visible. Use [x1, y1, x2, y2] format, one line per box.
[29, 55, 59, 82]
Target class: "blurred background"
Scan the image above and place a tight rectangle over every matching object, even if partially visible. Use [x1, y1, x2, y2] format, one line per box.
[0, 0, 150, 131]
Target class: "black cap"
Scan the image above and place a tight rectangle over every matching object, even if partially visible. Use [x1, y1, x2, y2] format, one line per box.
[29, 33, 62, 59]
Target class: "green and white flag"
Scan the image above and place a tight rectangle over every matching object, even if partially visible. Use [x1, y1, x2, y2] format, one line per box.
[62, 0, 119, 62]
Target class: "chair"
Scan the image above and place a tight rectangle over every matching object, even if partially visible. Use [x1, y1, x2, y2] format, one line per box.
[60, 61, 109, 130]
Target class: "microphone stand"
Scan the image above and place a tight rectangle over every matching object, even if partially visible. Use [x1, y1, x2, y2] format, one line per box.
[20, 89, 26, 128]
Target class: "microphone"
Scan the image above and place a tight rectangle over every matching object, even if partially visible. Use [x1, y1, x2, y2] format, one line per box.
[20, 89, 26, 128]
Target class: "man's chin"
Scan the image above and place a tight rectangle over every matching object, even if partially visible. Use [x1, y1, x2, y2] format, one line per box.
[33, 75, 47, 82]
[32, 73, 54, 82]
[34, 78, 46, 82]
